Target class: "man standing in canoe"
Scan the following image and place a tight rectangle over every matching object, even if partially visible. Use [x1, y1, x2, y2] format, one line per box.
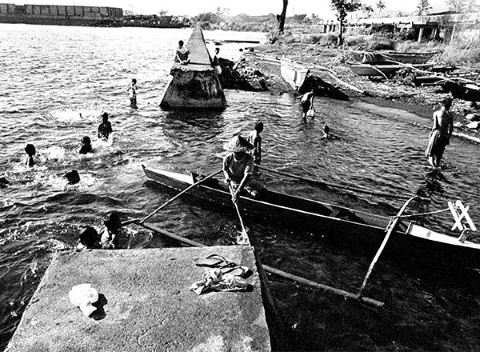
[425, 98, 454, 168]
[223, 135, 264, 203]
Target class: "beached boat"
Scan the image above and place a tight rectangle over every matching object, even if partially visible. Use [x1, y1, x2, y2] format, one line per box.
[280, 58, 309, 90]
[443, 81, 480, 102]
[349, 63, 432, 77]
[142, 166, 480, 268]
[352, 51, 436, 64]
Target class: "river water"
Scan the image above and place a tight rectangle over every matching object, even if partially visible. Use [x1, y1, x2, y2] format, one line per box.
[1, 24, 480, 351]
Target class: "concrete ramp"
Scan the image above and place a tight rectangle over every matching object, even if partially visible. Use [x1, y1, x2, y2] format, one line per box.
[6, 246, 272, 351]
[160, 25, 227, 110]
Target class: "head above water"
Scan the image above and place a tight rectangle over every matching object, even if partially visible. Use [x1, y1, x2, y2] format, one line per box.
[132, 78, 137, 84]
[25, 144, 36, 156]
[255, 121, 264, 133]
[323, 125, 330, 134]
[441, 98, 453, 110]
[65, 169, 80, 185]
[104, 212, 122, 232]
[82, 136, 91, 145]
[178, 40, 184, 47]
[102, 112, 109, 122]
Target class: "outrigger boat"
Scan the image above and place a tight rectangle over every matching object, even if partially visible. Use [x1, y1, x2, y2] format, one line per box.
[142, 166, 480, 269]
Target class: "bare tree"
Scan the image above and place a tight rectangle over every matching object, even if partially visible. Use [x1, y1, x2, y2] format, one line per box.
[277, 0, 288, 34]
[330, 0, 362, 45]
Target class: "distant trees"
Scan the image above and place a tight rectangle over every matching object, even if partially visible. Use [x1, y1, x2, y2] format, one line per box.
[417, 0, 432, 15]
[362, 4, 374, 18]
[375, 0, 386, 15]
[330, 0, 362, 45]
[446, 0, 480, 12]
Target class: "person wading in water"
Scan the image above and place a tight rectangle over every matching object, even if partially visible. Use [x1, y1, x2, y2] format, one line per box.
[425, 98, 454, 168]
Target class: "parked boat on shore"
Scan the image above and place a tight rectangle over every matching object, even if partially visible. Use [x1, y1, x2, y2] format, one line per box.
[352, 51, 436, 64]
[349, 63, 432, 77]
[443, 80, 480, 102]
[142, 166, 480, 269]
[280, 58, 309, 90]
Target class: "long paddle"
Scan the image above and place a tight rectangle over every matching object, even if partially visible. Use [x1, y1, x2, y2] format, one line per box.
[357, 196, 418, 298]
[257, 164, 418, 200]
[132, 221, 383, 307]
[121, 169, 223, 227]
[227, 183, 251, 246]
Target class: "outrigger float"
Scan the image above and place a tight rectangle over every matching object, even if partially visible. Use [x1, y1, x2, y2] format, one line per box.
[117, 165, 479, 308]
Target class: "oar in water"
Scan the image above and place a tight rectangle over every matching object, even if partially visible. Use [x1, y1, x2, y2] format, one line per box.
[121, 169, 223, 227]
[357, 196, 418, 298]
[227, 183, 251, 246]
[257, 164, 419, 200]
[133, 221, 383, 307]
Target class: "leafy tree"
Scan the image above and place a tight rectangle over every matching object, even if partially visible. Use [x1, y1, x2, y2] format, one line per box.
[330, 0, 362, 45]
[376, 0, 386, 14]
[446, 0, 480, 12]
[417, 0, 432, 15]
[277, 0, 288, 34]
[362, 5, 374, 18]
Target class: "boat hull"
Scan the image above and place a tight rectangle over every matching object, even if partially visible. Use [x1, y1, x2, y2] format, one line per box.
[281, 59, 309, 90]
[142, 166, 480, 269]
[444, 81, 480, 102]
[352, 51, 436, 64]
[350, 64, 432, 77]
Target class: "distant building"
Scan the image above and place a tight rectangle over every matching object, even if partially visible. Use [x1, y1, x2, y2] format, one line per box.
[0, 3, 123, 26]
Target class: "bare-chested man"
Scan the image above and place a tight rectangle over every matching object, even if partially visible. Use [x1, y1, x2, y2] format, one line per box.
[425, 98, 454, 168]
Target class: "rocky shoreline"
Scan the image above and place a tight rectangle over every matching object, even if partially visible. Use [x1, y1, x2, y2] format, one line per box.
[220, 42, 480, 143]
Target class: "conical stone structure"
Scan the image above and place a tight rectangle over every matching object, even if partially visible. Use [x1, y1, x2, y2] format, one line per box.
[160, 26, 226, 109]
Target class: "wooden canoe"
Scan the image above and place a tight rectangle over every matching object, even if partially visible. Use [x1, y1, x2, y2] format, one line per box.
[349, 63, 433, 77]
[142, 166, 480, 268]
[280, 58, 309, 90]
[443, 81, 480, 102]
[352, 51, 436, 65]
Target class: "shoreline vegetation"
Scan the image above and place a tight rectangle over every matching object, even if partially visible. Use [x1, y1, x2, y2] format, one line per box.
[212, 19, 480, 142]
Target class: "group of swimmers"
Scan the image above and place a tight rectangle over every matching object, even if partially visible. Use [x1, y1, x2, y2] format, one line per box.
[14, 111, 115, 187]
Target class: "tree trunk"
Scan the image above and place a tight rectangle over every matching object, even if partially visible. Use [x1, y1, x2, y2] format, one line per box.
[337, 21, 344, 46]
[278, 0, 288, 34]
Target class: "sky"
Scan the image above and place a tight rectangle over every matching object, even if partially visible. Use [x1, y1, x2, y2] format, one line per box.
[15, 0, 448, 17]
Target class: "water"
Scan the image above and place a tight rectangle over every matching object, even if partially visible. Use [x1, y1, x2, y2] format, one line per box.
[1, 24, 480, 351]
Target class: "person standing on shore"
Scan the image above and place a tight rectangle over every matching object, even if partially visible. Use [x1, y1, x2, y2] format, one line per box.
[98, 112, 113, 142]
[247, 121, 263, 165]
[425, 98, 454, 168]
[126, 78, 138, 109]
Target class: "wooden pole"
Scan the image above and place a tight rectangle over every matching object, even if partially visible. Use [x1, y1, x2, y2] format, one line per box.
[130, 221, 384, 307]
[357, 196, 417, 297]
[257, 164, 415, 200]
[228, 183, 251, 246]
[139, 169, 223, 224]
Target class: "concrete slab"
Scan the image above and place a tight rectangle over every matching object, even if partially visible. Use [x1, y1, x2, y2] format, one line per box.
[6, 246, 271, 352]
[185, 26, 212, 66]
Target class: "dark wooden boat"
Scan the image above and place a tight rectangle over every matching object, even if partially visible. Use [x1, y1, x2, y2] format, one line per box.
[349, 63, 432, 77]
[142, 166, 480, 268]
[443, 81, 480, 102]
[352, 51, 436, 64]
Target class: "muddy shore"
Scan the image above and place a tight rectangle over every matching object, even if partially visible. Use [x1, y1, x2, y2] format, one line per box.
[223, 41, 480, 142]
